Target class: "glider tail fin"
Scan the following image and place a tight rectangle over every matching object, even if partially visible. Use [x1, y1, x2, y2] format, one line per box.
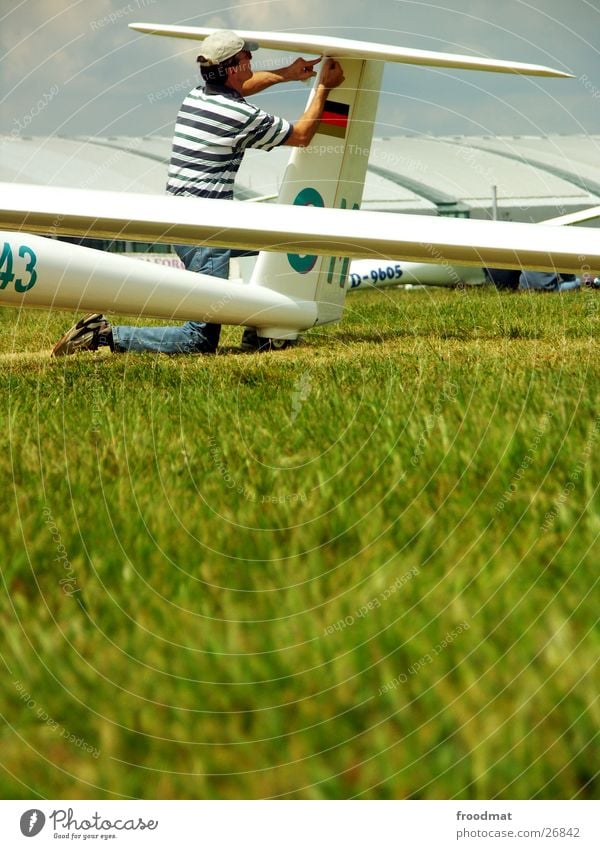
[249, 58, 383, 339]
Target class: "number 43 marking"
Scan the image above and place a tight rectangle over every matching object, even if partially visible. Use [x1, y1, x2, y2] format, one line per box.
[0, 242, 38, 292]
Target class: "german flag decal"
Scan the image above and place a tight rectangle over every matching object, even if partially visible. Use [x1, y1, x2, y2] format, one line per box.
[317, 100, 350, 139]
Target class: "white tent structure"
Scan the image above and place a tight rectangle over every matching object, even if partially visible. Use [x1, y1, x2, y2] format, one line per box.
[3, 134, 600, 226]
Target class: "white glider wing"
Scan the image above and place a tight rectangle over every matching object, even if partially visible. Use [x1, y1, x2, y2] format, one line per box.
[1, 183, 598, 274]
[129, 23, 571, 78]
[544, 206, 600, 226]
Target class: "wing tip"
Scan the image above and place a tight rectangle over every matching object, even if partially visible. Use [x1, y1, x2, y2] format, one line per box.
[537, 68, 575, 79]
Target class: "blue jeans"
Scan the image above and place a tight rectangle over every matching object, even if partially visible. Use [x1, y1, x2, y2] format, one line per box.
[111, 246, 230, 354]
[519, 271, 581, 292]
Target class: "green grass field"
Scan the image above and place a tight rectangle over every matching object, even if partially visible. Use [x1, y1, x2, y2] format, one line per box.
[0, 286, 598, 800]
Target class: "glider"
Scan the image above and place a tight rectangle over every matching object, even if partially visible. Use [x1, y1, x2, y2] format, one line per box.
[0, 25, 595, 345]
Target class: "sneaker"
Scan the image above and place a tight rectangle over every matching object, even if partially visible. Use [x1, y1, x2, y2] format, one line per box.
[240, 327, 262, 352]
[52, 313, 112, 357]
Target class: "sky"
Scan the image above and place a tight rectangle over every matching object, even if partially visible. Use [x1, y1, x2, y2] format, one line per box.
[2, 0, 600, 140]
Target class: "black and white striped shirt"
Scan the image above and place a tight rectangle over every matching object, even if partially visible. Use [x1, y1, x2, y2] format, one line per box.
[166, 82, 292, 200]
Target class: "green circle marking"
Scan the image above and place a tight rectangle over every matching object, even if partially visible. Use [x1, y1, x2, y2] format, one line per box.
[287, 188, 325, 274]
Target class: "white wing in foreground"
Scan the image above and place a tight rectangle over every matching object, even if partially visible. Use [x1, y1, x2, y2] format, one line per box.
[1, 183, 598, 275]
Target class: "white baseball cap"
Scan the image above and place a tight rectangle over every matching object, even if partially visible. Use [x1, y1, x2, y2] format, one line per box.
[197, 30, 259, 66]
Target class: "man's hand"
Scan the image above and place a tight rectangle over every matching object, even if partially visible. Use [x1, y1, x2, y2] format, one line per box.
[284, 56, 321, 82]
[318, 58, 345, 91]
[284, 58, 346, 147]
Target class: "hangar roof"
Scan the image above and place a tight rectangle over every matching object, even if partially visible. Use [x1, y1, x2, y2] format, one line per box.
[2, 133, 599, 222]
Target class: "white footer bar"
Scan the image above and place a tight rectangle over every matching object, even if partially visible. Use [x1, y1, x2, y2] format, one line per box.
[1, 800, 597, 848]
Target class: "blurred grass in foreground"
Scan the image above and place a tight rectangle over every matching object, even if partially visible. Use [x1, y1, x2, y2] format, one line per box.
[0, 286, 598, 799]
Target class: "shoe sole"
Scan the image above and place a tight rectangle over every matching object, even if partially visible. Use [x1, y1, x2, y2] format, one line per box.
[52, 313, 106, 357]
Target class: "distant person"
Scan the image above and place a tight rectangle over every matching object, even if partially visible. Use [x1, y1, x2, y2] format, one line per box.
[518, 270, 580, 292]
[483, 268, 521, 290]
[485, 267, 584, 292]
[52, 30, 344, 357]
